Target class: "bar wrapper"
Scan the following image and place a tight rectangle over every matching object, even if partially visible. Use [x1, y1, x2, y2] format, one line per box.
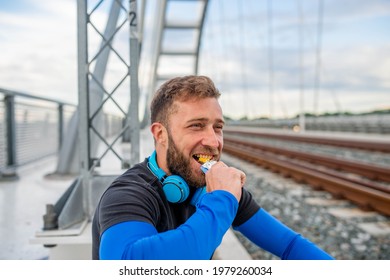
[200, 160, 217, 174]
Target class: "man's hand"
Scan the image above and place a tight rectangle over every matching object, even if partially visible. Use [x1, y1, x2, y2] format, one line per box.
[204, 161, 245, 202]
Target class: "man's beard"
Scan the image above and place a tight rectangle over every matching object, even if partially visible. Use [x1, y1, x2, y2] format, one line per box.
[166, 133, 205, 188]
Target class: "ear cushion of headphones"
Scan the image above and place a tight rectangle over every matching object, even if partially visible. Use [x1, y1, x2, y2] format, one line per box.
[163, 175, 190, 203]
[148, 151, 190, 203]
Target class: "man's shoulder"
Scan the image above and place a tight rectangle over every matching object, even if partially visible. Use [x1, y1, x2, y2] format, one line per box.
[114, 159, 153, 182]
[103, 159, 160, 197]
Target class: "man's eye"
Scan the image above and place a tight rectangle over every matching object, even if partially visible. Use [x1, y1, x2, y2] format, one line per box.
[190, 123, 203, 128]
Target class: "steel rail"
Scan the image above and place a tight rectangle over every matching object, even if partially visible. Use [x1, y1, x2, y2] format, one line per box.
[224, 135, 390, 183]
[224, 127, 390, 153]
[222, 142, 390, 216]
[281, 156, 390, 194]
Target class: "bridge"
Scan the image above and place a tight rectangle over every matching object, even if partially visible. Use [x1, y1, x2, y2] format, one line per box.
[0, 0, 389, 260]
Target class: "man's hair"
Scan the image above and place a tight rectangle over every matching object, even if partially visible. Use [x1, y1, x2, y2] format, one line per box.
[150, 75, 221, 126]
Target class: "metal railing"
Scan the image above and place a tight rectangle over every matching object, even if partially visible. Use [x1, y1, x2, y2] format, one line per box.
[228, 114, 390, 134]
[0, 88, 77, 176]
[0, 88, 125, 179]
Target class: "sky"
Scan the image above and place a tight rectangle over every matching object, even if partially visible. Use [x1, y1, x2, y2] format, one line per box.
[0, 0, 389, 120]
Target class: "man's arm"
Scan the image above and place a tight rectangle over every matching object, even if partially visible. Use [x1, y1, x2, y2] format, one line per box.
[99, 190, 238, 259]
[234, 208, 334, 260]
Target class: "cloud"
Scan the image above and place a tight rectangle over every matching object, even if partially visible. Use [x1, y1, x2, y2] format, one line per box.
[199, 0, 390, 118]
[0, 0, 78, 103]
[1, 0, 389, 119]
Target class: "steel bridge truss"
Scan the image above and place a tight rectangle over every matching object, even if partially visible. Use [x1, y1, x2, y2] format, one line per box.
[40, 0, 210, 235]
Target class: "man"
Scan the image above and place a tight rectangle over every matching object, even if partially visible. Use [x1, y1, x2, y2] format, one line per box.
[92, 75, 334, 260]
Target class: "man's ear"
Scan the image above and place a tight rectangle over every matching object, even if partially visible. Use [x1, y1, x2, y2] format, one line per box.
[150, 122, 168, 146]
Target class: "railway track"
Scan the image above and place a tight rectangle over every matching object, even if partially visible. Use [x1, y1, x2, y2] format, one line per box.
[222, 129, 390, 216]
[224, 127, 390, 152]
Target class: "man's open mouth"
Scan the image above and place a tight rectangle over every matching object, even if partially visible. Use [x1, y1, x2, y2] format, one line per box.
[192, 154, 214, 164]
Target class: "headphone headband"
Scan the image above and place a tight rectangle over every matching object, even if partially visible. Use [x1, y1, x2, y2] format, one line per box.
[148, 150, 166, 181]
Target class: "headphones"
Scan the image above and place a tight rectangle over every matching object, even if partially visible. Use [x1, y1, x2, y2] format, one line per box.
[147, 151, 205, 204]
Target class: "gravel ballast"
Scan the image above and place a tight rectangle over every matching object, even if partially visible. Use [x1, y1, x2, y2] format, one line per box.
[222, 153, 390, 260]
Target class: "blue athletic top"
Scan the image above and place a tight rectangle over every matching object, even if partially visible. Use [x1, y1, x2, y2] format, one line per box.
[92, 158, 333, 260]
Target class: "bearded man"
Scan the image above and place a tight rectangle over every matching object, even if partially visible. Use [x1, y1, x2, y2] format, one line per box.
[92, 75, 333, 260]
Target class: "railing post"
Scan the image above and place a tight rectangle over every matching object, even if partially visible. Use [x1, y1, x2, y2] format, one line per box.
[3, 95, 18, 179]
[58, 104, 64, 150]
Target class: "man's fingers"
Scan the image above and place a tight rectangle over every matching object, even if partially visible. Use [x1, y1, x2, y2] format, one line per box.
[240, 171, 246, 187]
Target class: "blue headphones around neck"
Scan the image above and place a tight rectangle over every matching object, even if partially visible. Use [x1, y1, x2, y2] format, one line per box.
[147, 151, 205, 204]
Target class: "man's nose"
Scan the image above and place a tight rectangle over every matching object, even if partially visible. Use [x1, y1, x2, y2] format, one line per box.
[201, 127, 220, 148]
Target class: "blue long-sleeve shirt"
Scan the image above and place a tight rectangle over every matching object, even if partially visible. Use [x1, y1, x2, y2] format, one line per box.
[92, 158, 333, 260]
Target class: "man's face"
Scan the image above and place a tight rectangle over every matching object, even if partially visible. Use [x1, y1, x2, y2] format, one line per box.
[166, 97, 224, 188]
